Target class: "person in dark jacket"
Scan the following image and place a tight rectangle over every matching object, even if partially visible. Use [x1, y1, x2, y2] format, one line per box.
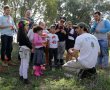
[55, 17, 67, 66]
[17, 20, 32, 84]
[65, 21, 77, 61]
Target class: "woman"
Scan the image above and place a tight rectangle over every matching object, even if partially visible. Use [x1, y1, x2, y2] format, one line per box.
[65, 21, 77, 61]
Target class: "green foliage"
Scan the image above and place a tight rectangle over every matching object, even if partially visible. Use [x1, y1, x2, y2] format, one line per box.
[1, 0, 110, 25]
[43, 0, 58, 25]
[65, 0, 91, 24]
[0, 77, 17, 90]
[58, 0, 110, 24]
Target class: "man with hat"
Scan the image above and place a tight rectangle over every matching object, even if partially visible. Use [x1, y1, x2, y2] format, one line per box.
[63, 22, 100, 78]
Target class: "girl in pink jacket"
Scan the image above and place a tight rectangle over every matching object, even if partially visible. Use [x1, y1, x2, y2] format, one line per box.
[32, 26, 45, 77]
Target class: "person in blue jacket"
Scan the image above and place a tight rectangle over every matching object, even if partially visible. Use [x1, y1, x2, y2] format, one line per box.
[91, 11, 110, 68]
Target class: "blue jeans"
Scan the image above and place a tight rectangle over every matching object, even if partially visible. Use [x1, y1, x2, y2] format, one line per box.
[98, 40, 109, 67]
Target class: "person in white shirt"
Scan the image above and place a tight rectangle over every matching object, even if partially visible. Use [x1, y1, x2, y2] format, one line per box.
[48, 25, 59, 69]
[63, 22, 100, 76]
[0, 5, 16, 66]
[27, 24, 37, 65]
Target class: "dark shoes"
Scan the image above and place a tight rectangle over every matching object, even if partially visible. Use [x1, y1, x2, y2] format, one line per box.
[24, 79, 30, 84]
[19, 76, 23, 81]
[60, 59, 64, 65]
[78, 67, 97, 80]
[19, 76, 30, 84]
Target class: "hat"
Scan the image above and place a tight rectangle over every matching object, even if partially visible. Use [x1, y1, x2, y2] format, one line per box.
[75, 22, 90, 32]
[18, 20, 29, 28]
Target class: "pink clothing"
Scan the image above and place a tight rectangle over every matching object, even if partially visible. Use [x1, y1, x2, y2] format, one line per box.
[42, 32, 47, 42]
[33, 33, 43, 48]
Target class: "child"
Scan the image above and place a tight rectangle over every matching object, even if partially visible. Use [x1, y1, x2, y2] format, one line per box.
[17, 20, 32, 84]
[48, 25, 59, 69]
[32, 26, 45, 77]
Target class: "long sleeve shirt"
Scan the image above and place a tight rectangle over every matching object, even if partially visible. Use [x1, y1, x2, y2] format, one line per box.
[91, 19, 110, 40]
[33, 33, 43, 48]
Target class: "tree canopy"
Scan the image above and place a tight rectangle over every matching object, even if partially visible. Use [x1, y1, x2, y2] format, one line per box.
[0, 0, 110, 25]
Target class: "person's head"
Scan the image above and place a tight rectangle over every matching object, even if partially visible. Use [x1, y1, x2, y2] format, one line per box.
[33, 26, 43, 35]
[32, 23, 37, 29]
[18, 20, 29, 31]
[39, 21, 46, 30]
[59, 16, 66, 25]
[50, 25, 56, 34]
[75, 22, 89, 35]
[66, 21, 73, 28]
[93, 11, 101, 21]
[25, 10, 31, 17]
[3, 5, 10, 15]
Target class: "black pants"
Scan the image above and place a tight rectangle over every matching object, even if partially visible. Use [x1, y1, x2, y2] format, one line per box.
[49, 48, 58, 66]
[1, 35, 13, 61]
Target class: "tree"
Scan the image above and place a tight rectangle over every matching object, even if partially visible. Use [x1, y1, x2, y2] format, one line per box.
[1, 0, 110, 25]
[43, 0, 58, 25]
[58, 0, 110, 24]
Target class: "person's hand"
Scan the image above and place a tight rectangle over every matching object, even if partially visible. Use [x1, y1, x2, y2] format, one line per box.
[31, 49, 34, 53]
[42, 33, 48, 38]
[42, 42, 47, 47]
[68, 48, 74, 55]
[95, 30, 99, 33]
[55, 29, 60, 33]
[61, 30, 66, 34]
[33, 66, 36, 70]
[10, 26, 14, 30]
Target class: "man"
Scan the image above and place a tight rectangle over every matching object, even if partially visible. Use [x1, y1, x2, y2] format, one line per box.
[21, 10, 34, 30]
[63, 22, 100, 76]
[91, 11, 110, 68]
[0, 5, 16, 66]
[55, 17, 67, 66]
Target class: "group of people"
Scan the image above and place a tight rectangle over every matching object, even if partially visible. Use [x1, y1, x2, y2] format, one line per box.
[0, 5, 110, 84]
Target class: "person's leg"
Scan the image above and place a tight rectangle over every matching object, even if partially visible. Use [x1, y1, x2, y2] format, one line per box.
[101, 40, 109, 68]
[19, 48, 25, 81]
[62, 60, 85, 73]
[19, 58, 23, 80]
[1, 35, 8, 66]
[53, 48, 58, 66]
[45, 47, 49, 65]
[57, 42, 61, 62]
[60, 41, 65, 65]
[49, 48, 53, 68]
[34, 65, 41, 76]
[5, 36, 13, 61]
[97, 40, 103, 67]
[29, 52, 34, 66]
[22, 50, 30, 79]
[21, 50, 30, 84]
[1, 35, 7, 61]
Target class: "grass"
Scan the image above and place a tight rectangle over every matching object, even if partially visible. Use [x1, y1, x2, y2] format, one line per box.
[0, 43, 110, 90]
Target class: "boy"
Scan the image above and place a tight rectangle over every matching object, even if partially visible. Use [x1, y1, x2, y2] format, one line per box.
[48, 25, 59, 69]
